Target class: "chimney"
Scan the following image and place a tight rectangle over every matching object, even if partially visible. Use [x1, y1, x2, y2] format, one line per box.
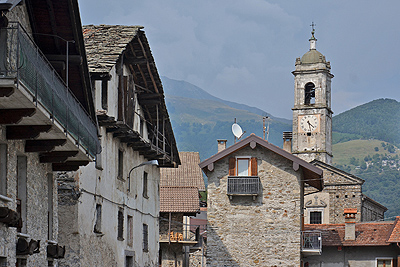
[344, 208, 357, 241]
[217, 139, 227, 153]
[283, 131, 292, 153]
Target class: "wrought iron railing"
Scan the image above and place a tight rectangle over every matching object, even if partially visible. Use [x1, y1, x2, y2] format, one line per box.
[301, 231, 322, 254]
[227, 176, 260, 195]
[0, 22, 100, 157]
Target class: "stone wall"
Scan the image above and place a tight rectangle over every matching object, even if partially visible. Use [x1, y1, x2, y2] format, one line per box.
[206, 146, 303, 266]
[0, 129, 58, 266]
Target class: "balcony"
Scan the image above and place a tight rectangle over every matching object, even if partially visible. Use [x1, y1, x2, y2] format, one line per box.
[301, 231, 322, 255]
[0, 22, 100, 164]
[227, 176, 260, 199]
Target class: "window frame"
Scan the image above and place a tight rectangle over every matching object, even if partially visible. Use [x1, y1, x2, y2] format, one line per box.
[376, 258, 393, 267]
[229, 156, 258, 177]
[117, 149, 124, 180]
[308, 208, 324, 224]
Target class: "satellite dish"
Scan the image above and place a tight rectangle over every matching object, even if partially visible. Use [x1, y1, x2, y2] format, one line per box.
[232, 123, 244, 139]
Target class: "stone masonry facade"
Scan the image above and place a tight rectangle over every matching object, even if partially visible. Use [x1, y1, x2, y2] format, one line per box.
[206, 146, 303, 266]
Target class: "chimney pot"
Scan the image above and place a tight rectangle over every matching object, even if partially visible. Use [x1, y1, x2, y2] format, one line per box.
[283, 131, 292, 153]
[344, 208, 357, 241]
[217, 139, 227, 153]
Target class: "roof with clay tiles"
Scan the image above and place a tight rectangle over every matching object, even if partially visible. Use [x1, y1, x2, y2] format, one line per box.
[387, 217, 400, 243]
[160, 152, 205, 191]
[160, 186, 200, 213]
[305, 221, 396, 247]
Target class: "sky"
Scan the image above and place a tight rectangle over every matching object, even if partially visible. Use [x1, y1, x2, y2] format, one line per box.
[78, 0, 400, 120]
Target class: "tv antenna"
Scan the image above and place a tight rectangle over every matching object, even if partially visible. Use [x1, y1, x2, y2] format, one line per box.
[232, 118, 245, 143]
[263, 116, 271, 141]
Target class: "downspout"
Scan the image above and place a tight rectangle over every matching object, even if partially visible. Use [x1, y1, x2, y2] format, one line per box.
[168, 212, 171, 244]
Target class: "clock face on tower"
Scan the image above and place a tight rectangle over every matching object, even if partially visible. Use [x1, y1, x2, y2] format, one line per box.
[299, 115, 319, 133]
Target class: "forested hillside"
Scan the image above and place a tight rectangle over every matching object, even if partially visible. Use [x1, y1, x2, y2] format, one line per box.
[333, 98, 400, 146]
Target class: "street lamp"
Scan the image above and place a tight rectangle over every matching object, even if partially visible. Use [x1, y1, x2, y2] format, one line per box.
[127, 160, 158, 192]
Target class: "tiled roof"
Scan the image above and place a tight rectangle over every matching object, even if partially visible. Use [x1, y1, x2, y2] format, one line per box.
[305, 221, 395, 246]
[160, 186, 200, 213]
[160, 152, 205, 191]
[83, 25, 143, 73]
[387, 217, 400, 243]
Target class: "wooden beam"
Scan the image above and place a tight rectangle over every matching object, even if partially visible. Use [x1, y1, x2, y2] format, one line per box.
[6, 125, 52, 140]
[25, 139, 67, 152]
[0, 87, 14, 97]
[39, 151, 78, 163]
[52, 160, 89, 171]
[0, 109, 36, 124]
[137, 35, 159, 94]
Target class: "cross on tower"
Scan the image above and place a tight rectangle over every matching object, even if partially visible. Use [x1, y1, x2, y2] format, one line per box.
[310, 22, 316, 38]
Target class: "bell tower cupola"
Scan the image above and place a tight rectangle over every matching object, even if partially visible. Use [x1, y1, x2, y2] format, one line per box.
[291, 23, 334, 164]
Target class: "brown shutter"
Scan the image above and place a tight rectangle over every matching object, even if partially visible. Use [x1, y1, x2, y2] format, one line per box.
[250, 157, 258, 176]
[394, 257, 398, 267]
[229, 157, 236, 176]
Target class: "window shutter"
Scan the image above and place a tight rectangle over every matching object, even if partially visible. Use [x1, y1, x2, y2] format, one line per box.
[250, 157, 258, 176]
[393, 257, 398, 267]
[229, 157, 236, 176]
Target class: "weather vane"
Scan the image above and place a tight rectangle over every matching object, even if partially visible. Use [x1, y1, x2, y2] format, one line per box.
[310, 22, 316, 39]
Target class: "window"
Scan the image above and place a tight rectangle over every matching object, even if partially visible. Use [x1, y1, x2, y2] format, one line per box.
[48, 173, 54, 240]
[143, 223, 148, 252]
[377, 259, 392, 267]
[310, 211, 322, 224]
[101, 79, 108, 110]
[0, 257, 7, 267]
[17, 156, 27, 233]
[127, 215, 133, 247]
[0, 144, 7, 196]
[142, 172, 148, 198]
[16, 258, 27, 267]
[305, 82, 316, 105]
[125, 256, 133, 267]
[117, 209, 124, 240]
[94, 204, 102, 234]
[118, 149, 124, 179]
[229, 157, 258, 176]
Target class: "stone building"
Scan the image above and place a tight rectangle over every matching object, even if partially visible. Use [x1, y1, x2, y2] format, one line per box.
[199, 135, 323, 266]
[159, 152, 206, 267]
[57, 25, 180, 267]
[304, 160, 387, 224]
[0, 0, 99, 266]
[289, 27, 386, 226]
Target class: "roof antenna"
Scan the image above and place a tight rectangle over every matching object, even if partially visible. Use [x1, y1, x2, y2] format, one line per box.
[232, 118, 245, 144]
[263, 116, 271, 141]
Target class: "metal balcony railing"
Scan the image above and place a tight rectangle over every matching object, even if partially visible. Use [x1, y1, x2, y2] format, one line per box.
[227, 176, 260, 195]
[301, 231, 322, 255]
[0, 22, 100, 157]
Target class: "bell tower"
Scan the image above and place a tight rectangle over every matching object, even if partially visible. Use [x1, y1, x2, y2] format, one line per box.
[292, 24, 333, 164]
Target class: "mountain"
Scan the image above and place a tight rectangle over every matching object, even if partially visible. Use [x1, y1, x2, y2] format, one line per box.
[161, 77, 292, 160]
[332, 98, 400, 146]
[161, 76, 291, 125]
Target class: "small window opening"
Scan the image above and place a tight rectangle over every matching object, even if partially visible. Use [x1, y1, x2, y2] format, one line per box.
[126, 256, 133, 267]
[127, 215, 133, 247]
[94, 204, 102, 234]
[310, 211, 322, 224]
[117, 209, 124, 240]
[305, 82, 316, 105]
[143, 172, 148, 198]
[118, 150, 124, 179]
[143, 223, 149, 252]
[0, 144, 7, 196]
[101, 79, 108, 110]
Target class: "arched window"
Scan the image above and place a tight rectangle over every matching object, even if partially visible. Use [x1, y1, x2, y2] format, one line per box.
[305, 82, 315, 105]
